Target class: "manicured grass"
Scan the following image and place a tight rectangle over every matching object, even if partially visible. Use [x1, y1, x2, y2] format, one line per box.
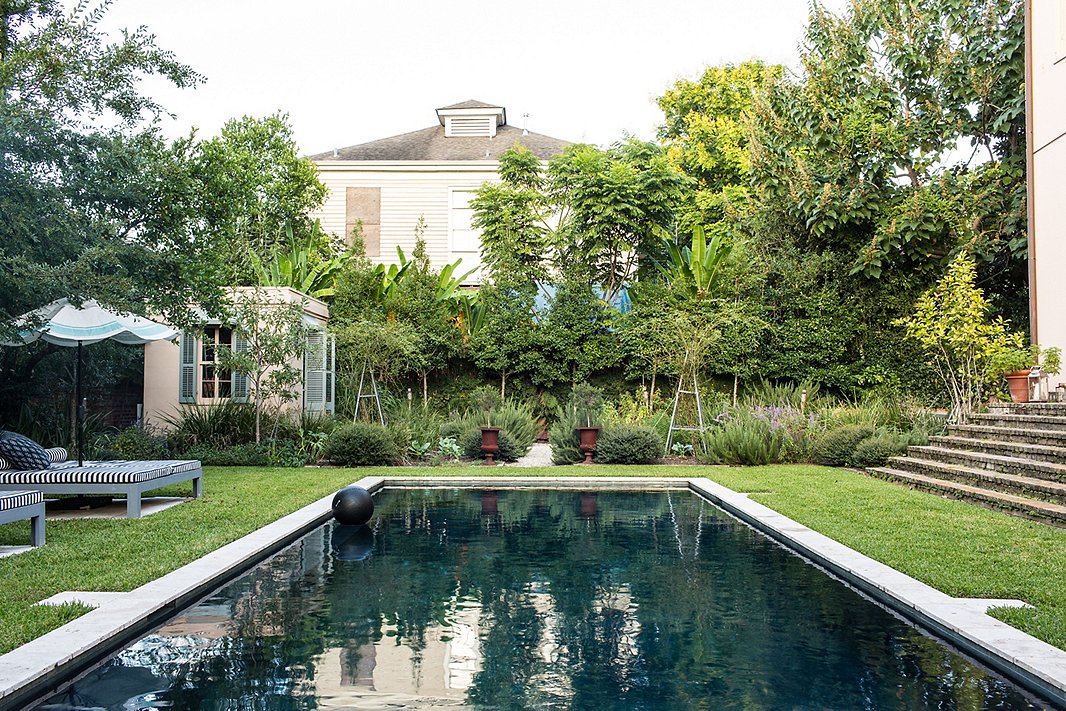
[0, 464, 1064, 656]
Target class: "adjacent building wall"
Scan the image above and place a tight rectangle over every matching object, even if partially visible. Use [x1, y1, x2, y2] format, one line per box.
[1028, 0, 1066, 386]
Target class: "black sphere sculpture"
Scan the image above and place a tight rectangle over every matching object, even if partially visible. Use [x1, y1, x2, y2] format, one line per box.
[332, 486, 374, 526]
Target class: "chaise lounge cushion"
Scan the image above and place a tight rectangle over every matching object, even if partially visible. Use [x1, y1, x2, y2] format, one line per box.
[0, 432, 50, 471]
[0, 460, 199, 485]
[0, 490, 43, 511]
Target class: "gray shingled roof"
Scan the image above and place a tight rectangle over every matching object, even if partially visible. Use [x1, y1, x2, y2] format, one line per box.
[310, 124, 569, 162]
[437, 99, 502, 110]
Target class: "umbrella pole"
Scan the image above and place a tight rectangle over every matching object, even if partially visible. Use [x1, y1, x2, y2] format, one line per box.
[77, 341, 84, 466]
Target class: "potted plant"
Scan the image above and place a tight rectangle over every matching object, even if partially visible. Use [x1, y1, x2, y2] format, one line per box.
[571, 384, 604, 464]
[990, 344, 1061, 403]
[471, 385, 503, 465]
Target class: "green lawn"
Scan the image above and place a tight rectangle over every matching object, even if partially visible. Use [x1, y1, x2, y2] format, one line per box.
[0, 464, 1064, 655]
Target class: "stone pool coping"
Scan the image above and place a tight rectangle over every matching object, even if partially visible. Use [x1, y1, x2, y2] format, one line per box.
[1, 475, 1064, 710]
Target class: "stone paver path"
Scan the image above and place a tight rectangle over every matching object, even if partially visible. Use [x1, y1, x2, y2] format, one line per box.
[509, 442, 554, 467]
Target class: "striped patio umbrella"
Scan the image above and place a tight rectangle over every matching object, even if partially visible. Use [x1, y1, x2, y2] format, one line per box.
[5, 299, 178, 464]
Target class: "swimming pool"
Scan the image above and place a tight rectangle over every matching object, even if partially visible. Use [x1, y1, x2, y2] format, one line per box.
[33, 487, 1049, 709]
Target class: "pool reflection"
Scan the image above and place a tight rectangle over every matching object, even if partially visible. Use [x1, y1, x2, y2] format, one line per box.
[41, 489, 1045, 710]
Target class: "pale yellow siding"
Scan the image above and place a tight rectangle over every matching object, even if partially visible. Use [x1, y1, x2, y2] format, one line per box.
[313, 162, 504, 279]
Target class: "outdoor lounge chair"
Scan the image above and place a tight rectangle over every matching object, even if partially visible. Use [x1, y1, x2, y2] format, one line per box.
[0, 450, 202, 519]
[0, 490, 45, 546]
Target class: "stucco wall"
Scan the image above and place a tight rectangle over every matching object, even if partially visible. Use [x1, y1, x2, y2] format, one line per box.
[143, 288, 330, 429]
[1029, 1, 1066, 387]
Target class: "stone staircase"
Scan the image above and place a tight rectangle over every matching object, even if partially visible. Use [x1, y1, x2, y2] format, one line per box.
[868, 402, 1066, 526]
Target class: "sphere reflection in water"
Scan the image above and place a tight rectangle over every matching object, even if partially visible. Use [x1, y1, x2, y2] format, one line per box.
[332, 524, 375, 561]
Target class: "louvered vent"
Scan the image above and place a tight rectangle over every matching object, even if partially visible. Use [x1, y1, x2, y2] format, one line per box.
[445, 116, 495, 138]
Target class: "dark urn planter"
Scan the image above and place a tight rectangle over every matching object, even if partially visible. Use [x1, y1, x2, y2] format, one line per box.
[576, 426, 601, 464]
[1005, 370, 1031, 403]
[480, 426, 501, 466]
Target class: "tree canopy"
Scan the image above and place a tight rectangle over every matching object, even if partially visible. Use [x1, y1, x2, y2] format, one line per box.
[0, 0, 222, 330]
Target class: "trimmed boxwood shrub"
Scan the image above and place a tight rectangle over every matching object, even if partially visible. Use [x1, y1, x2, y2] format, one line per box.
[850, 431, 910, 468]
[813, 424, 876, 466]
[324, 423, 398, 466]
[596, 425, 662, 464]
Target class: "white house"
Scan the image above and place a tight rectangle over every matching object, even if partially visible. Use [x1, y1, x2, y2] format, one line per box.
[308, 100, 570, 283]
[142, 287, 334, 427]
[1027, 1, 1066, 386]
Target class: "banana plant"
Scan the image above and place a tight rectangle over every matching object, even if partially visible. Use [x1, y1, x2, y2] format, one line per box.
[455, 291, 485, 341]
[253, 221, 354, 300]
[657, 225, 733, 300]
[371, 245, 413, 304]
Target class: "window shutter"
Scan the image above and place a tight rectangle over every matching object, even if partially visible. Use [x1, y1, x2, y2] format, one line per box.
[179, 332, 196, 404]
[325, 334, 336, 414]
[232, 331, 250, 403]
[304, 330, 327, 412]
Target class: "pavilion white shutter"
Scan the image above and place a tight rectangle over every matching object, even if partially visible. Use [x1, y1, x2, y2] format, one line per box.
[304, 330, 327, 412]
[232, 331, 250, 403]
[178, 332, 196, 404]
[325, 334, 335, 414]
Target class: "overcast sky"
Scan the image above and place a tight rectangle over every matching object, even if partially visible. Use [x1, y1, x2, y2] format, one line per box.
[95, 0, 848, 155]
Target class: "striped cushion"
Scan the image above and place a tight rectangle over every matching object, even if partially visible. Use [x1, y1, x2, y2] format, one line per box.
[168, 460, 202, 474]
[0, 490, 43, 512]
[0, 456, 8, 471]
[0, 461, 174, 485]
[45, 447, 68, 464]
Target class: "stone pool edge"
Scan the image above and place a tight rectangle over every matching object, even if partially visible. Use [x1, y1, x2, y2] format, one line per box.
[0, 474, 1063, 710]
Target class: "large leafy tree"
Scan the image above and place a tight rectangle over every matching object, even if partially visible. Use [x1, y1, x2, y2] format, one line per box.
[0, 1, 225, 426]
[472, 141, 690, 305]
[657, 61, 784, 231]
[749, 0, 1026, 301]
[195, 113, 328, 284]
[0, 0, 217, 327]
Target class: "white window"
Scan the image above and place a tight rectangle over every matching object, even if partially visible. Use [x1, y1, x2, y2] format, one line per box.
[200, 326, 233, 400]
[449, 189, 483, 283]
[178, 328, 248, 405]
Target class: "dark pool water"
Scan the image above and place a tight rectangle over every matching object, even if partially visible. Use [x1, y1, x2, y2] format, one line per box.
[39, 488, 1048, 710]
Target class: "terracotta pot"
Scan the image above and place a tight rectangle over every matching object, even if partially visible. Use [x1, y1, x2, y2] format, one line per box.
[1005, 370, 1031, 403]
[576, 426, 600, 464]
[479, 427, 501, 466]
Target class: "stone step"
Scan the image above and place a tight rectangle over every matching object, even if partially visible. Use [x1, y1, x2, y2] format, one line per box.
[929, 435, 1066, 465]
[969, 412, 1066, 432]
[886, 456, 1066, 505]
[949, 424, 1066, 447]
[868, 467, 1066, 526]
[989, 401, 1066, 416]
[906, 445, 1066, 483]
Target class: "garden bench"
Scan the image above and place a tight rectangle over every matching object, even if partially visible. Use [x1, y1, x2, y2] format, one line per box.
[0, 458, 202, 519]
[0, 490, 45, 546]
